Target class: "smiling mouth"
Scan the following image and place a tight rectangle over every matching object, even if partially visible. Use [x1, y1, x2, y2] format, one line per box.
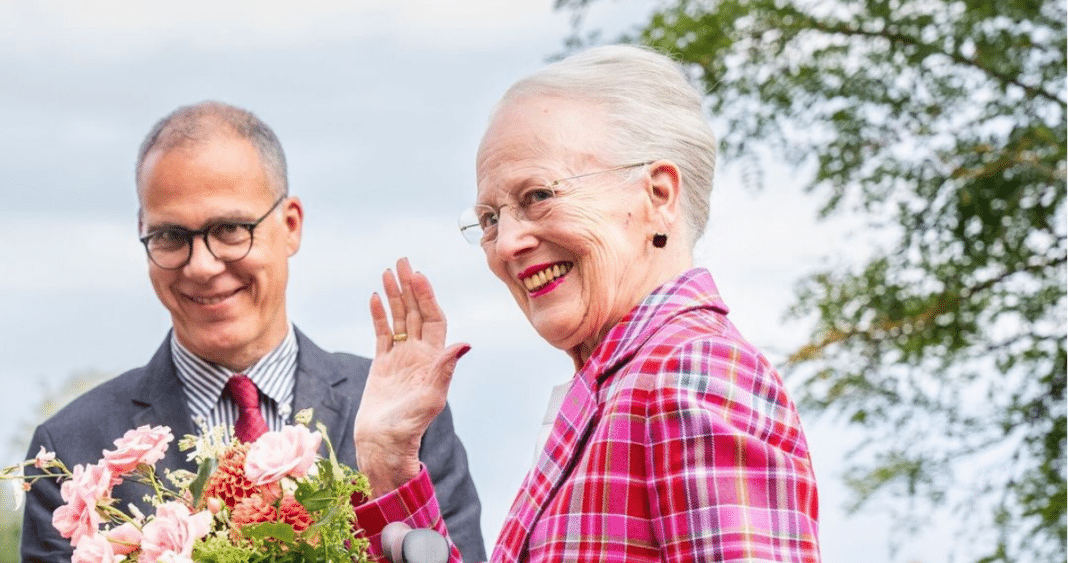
[521, 262, 573, 293]
[184, 286, 244, 306]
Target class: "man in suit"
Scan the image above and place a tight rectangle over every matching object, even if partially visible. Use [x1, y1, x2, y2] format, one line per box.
[21, 101, 486, 562]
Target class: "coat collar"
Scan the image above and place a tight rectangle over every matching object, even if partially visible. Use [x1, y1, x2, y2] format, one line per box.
[291, 328, 352, 450]
[498, 269, 728, 561]
[128, 327, 354, 469]
[129, 334, 197, 471]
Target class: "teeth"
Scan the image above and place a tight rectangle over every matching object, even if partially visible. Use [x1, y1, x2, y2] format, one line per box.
[188, 289, 238, 305]
[523, 263, 571, 292]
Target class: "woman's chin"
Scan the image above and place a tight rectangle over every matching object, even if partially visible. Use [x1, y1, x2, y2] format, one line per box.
[531, 320, 585, 353]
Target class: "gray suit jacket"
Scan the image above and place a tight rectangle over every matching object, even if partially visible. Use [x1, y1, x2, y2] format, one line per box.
[21, 328, 485, 562]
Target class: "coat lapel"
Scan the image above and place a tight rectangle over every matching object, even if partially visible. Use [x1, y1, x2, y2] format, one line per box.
[126, 329, 356, 473]
[290, 329, 355, 458]
[495, 372, 602, 562]
[129, 335, 198, 472]
[493, 270, 726, 562]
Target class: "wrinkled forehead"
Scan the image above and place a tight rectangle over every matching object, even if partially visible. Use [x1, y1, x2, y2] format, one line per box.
[475, 95, 609, 199]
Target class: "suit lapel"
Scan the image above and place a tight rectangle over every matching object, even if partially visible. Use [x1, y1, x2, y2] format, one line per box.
[291, 329, 353, 454]
[129, 335, 197, 472]
[129, 330, 357, 469]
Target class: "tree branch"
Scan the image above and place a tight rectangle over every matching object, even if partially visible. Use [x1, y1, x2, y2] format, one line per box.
[788, 255, 1067, 365]
[806, 19, 1067, 107]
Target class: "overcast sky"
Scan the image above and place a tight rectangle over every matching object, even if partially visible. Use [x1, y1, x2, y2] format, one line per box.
[0, 1, 956, 561]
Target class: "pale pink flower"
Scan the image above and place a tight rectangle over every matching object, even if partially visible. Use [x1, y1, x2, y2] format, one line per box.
[53, 496, 97, 547]
[61, 463, 114, 504]
[71, 533, 125, 563]
[244, 425, 322, 485]
[103, 425, 174, 475]
[138, 502, 212, 563]
[105, 522, 142, 555]
[34, 446, 57, 469]
[52, 463, 113, 544]
[156, 551, 194, 563]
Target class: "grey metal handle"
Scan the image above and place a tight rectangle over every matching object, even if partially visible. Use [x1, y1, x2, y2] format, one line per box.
[383, 522, 450, 563]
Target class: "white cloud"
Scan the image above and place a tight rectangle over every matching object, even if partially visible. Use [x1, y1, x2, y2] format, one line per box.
[1, 0, 564, 62]
[0, 216, 144, 292]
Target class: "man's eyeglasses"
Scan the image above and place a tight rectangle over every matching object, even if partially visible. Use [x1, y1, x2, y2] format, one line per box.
[140, 196, 286, 270]
[458, 161, 652, 245]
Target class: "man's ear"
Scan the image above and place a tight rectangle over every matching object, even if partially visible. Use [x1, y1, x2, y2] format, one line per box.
[283, 196, 304, 256]
[644, 160, 682, 229]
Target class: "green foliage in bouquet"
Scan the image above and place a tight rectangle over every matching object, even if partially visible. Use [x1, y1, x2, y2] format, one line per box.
[3, 410, 371, 562]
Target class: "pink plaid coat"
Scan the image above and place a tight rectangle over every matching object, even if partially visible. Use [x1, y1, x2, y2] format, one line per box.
[356, 269, 821, 562]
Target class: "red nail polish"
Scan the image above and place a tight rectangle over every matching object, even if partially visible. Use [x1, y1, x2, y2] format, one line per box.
[456, 345, 472, 359]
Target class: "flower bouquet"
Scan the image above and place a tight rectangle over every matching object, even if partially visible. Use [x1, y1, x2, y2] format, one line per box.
[4, 409, 371, 562]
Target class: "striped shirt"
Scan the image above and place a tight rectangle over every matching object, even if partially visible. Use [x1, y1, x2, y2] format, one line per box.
[171, 326, 299, 439]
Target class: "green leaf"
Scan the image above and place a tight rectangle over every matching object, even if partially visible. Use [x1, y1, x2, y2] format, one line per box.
[295, 485, 337, 513]
[241, 521, 296, 544]
[188, 457, 217, 506]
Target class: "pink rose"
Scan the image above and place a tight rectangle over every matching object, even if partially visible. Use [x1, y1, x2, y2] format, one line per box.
[105, 522, 142, 555]
[53, 496, 97, 547]
[103, 425, 174, 475]
[34, 446, 56, 469]
[138, 502, 212, 563]
[52, 463, 113, 544]
[72, 533, 124, 563]
[244, 426, 322, 485]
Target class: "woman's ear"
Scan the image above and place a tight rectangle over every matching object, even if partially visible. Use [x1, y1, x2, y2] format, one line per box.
[644, 159, 682, 227]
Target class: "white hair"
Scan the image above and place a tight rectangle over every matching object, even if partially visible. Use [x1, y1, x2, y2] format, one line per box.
[495, 44, 717, 246]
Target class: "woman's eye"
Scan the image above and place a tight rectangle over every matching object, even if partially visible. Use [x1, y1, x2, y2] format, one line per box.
[520, 187, 555, 206]
[477, 211, 499, 229]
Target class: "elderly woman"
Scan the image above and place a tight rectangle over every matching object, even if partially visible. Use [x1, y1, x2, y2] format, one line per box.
[352, 45, 821, 563]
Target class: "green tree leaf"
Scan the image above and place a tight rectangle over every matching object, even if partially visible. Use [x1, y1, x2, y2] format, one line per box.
[557, 1, 1066, 561]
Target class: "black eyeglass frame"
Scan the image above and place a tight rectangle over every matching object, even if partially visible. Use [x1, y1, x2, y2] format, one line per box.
[139, 195, 287, 270]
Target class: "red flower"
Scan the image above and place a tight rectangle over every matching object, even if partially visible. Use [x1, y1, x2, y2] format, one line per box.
[231, 494, 278, 528]
[201, 442, 280, 509]
[279, 495, 313, 532]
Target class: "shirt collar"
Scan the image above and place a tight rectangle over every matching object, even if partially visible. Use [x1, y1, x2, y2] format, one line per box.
[171, 325, 299, 413]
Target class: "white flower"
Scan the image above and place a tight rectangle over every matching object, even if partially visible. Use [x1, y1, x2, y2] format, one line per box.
[6, 469, 25, 511]
[181, 425, 228, 463]
[157, 550, 194, 563]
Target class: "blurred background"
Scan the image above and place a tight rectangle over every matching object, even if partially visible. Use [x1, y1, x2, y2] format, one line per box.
[0, 1, 1063, 562]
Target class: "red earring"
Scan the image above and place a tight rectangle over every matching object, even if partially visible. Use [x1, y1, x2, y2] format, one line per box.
[652, 233, 668, 248]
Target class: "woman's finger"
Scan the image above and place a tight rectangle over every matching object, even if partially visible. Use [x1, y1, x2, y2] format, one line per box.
[396, 258, 423, 340]
[382, 268, 407, 340]
[369, 292, 392, 354]
[411, 271, 447, 346]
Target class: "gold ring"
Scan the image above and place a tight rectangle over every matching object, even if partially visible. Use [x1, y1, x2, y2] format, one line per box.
[392, 333, 408, 342]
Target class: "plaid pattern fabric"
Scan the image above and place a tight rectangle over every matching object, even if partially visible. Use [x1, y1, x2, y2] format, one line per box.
[355, 269, 821, 562]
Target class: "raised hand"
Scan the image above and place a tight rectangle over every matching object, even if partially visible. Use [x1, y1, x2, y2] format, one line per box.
[354, 258, 470, 498]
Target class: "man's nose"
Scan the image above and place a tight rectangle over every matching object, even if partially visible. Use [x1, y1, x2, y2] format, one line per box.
[183, 234, 226, 278]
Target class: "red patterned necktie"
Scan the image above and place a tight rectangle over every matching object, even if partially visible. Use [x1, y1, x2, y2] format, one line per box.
[225, 374, 269, 443]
